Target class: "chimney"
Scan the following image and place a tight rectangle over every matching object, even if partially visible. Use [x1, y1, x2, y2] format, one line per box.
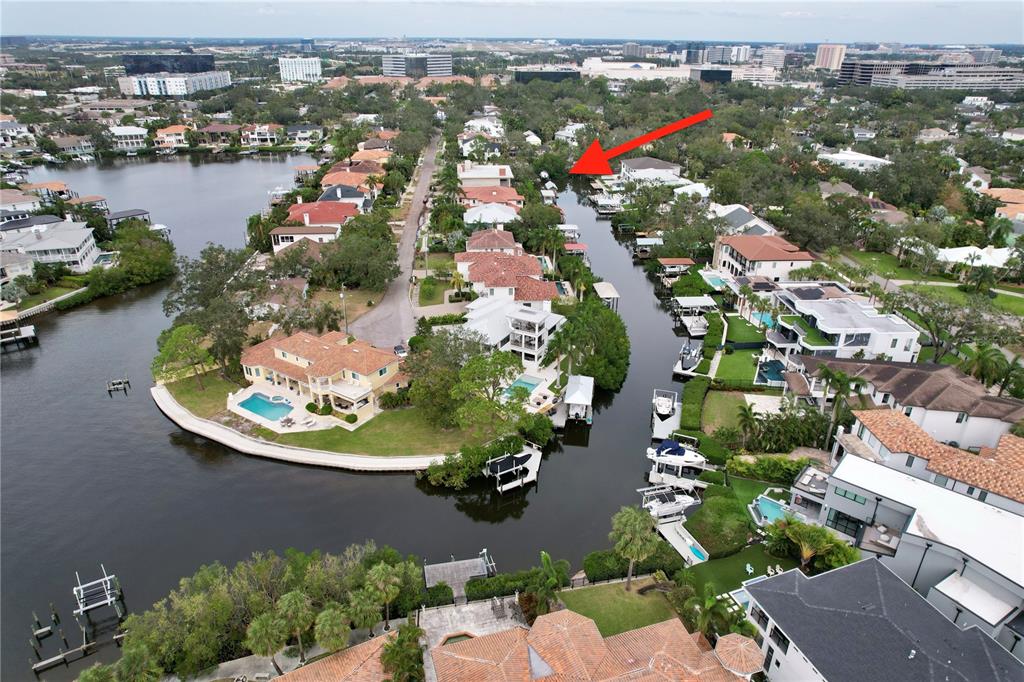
[303, 213, 310, 226]
[297, 196, 303, 204]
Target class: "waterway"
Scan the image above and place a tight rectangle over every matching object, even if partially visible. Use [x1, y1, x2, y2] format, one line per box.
[1, 158, 684, 679]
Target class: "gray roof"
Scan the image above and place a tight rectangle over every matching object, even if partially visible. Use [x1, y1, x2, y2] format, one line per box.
[722, 206, 755, 229]
[620, 156, 679, 171]
[799, 357, 1024, 423]
[743, 224, 772, 236]
[107, 208, 150, 220]
[319, 185, 366, 200]
[746, 559, 1024, 682]
[0, 214, 63, 232]
[286, 124, 323, 133]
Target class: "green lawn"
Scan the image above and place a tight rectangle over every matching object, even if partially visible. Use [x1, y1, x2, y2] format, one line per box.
[729, 477, 771, 505]
[916, 345, 962, 365]
[779, 315, 832, 347]
[165, 373, 242, 419]
[725, 315, 766, 344]
[843, 250, 951, 283]
[418, 278, 445, 306]
[16, 286, 78, 310]
[904, 284, 1024, 317]
[559, 579, 676, 637]
[687, 545, 798, 596]
[715, 350, 759, 382]
[701, 391, 745, 435]
[271, 407, 473, 456]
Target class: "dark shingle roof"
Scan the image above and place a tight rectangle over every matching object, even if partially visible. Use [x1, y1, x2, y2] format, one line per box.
[722, 206, 755, 229]
[619, 156, 679, 171]
[747, 559, 1024, 682]
[0, 214, 63, 232]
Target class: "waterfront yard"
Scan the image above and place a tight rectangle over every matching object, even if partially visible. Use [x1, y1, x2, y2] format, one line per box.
[725, 316, 765, 344]
[843, 250, 951, 283]
[687, 545, 798, 595]
[310, 288, 379, 325]
[165, 373, 243, 419]
[559, 579, 676, 637]
[701, 391, 745, 434]
[16, 286, 78, 310]
[714, 350, 759, 382]
[903, 284, 1024, 317]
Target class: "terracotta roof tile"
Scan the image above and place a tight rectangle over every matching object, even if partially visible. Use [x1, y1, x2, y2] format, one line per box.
[270, 225, 338, 236]
[466, 228, 518, 251]
[242, 332, 399, 379]
[658, 257, 695, 266]
[719, 235, 815, 262]
[286, 201, 359, 226]
[280, 633, 391, 681]
[460, 186, 525, 206]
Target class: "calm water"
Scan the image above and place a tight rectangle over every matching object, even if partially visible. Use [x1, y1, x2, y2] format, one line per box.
[1, 158, 684, 678]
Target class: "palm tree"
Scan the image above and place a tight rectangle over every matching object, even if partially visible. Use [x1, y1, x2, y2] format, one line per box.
[451, 269, 465, 295]
[968, 265, 997, 294]
[114, 645, 162, 682]
[823, 369, 867, 449]
[736, 403, 759, 450]
[365, 562, 402, 630]
[785, 523, 833, 571]
[961, 343, 1008, 386]
[996, 355, 1024, 396]
[347, 588, 382, 639]
[78, 663, 115, 682]
[436, 165, 460, 204]
[380, 617, 426, 682]
[737, 284, 754, 318]
[315, 606, 351, 653]
[824, 246, 841, 268]
[245, 612, 287, 676]
[752, 298, 772, 329]
[533, 550, 566, 615]
[682, 584, 731, 637]
[609, 506, 660, 591]
[815, 365, 837, 415]
[278, 590, 315, 664]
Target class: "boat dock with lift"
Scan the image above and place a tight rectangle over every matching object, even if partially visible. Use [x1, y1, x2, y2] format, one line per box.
[551, 375, 594, 428]
[482, 441, 544, 493]
[672, 338, 704, 377]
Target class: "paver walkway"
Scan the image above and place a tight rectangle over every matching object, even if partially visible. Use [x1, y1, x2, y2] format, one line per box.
[350, 135, 440, 348]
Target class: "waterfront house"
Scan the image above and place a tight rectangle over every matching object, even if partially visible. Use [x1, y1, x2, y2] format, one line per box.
[285, 124, 323, 144]
[52, 135, 95, 155]
[240, 331, 405, 423]
[0, 120, 34, 148]
[742, 559, 1023, 681]
[457, 161, 513, 188]
[0, 214, 64, 235]
[241, 123, 284, 147]
[277, 632, 392, 681]
[270, 224, 340, 254]
[465, 227, 524, 255]
[455, 252, 558, 308]
[318, 184, 372, 213]
[462, 296, 565, 367]
[459, 186, 525, 209]
[108, 125, 149, 151]
[19, 181, 78, 202]
[711, 235, 815, 281]
[794, 357, 1024, 450]
[0, 190, 42, 213]
[197, 123, 240, 145]
[285, 200, 359, 229]
[106, 208, 150, 229]
[0, 219, 99, 273]
[464, 203, 519, 229]
[65, 195, 108, 212]
[657, 257, 695, 277]
[619, 156, 684, 187]
[817, 148, 891, 171]
[430, 609, 760, 681]
[155, 124, 189, 148]
[766, 283, 920, 363]
[0, 250, 34, 285]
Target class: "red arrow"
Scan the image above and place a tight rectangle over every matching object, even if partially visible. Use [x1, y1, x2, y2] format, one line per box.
[570, 109, 714, 175]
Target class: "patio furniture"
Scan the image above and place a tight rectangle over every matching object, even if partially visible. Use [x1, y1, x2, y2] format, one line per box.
[775, 564, 784, 574]
[745, 563, 754, 576]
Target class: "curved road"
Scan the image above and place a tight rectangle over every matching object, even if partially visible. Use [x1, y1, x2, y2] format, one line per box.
[350, 134, 440, 348]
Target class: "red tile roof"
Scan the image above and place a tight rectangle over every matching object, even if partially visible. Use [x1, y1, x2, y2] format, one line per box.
[719, 235, 815, 262]
[322, 170, 380, 190]
[270, 225, 338, 236]
[322, 76, 351, 90]
[199, 123, 240, 133]
[458, 252, 542, 287]
[460, 186, 525, 206]
[417, 75, 475, 88]
[513, 277, 559, 302]
[156, 124, 188, 135]
[563, 242, 588, 251]
[280, 632, 391, 681]
[466, 228, 518, 251]
[242, 331, 399, 379]
[658, 257, 695, 266]
[286, 201, 359, 226]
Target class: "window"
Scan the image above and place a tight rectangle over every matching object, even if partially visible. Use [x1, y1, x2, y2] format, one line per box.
[351, 372, 360, 380]
[833, 486, 867, 504]
[881, 393, 890, 404]
[764, 647, 775, 670]
[967, 486, 975, 496]
[769, 626, 790, 654]
[979, 491, 988, 502]
[905, 455, 915, 468]
[378, 367, 387, 377]
[826, 509, 862, 537]
[890, 338, 898, 348]
[857, 423, 865, 438]
[751, 605, 770, 631]
[281, 352, 288, 358]
[904, 406, 913, 416]
[934, 475, 949, 487]
[955, 412, 967, 424]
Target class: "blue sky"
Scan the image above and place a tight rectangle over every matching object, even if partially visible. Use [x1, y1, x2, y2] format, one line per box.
[3, 1, 1022, 44]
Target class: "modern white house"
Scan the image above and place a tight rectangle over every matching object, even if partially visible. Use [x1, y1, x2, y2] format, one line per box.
[766, 283, 921, 363]
[711, 235, 815, 281]
[817, 148, 891, 171]
[461, 296, 565, 367]
[619, 157, 684, 187]
[852, 126, 877, 141]
[708, 203, 778, 236]
[463, 204, 519, 229]
[742, 559, 1024, 681]
[0, 220, 99, 273]
[916, 127, 953, 144]
[553, 122, 587, 144]
[0, 120, 34, 147]
[108, 125, 149, 151]
[463, 115, 504, 139]
[457, 162, 514, 187]
[964, 165, 992, 191]
[0, 190, 42, 213]
[795, 357, 1024, 451]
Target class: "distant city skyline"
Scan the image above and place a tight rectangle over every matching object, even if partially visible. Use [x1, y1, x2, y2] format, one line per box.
[2, 1, 1022, 45]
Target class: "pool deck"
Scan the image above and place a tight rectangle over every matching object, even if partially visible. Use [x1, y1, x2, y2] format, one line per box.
[227, 383, 354, 434]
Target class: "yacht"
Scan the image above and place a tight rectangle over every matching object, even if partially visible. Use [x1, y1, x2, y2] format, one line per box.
[646, 439, 710, 487]
[638, 485, 696, 519]
[651, 389, 682, 440]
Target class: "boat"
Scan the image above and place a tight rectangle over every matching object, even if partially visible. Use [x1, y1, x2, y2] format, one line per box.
[646, 439, 708, 469]
[592, 193, 623, 215]
[651, 389, 682, 441]
[672, 338, 704, 376]
[482, 441, 543, 493]
[646, 439, 709, 487]
[126, 151, 138, 157]
[653, 390, 675, 417]
[156, 148, 177, 156]
[638, 485, 697, 519]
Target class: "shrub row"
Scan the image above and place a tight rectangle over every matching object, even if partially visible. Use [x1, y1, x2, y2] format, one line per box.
[726, 455, 810, 485]
[679, 376, 710, 431]
[393, 582, 454, 618]
[421, 312, 467, 328]
[465, 565, 567, 601]
[701, 313, 724, 360]
[582, 540, 685, 582]
[379, 388, 412, 409]
[697, 469, 726, 485]
[54, 289, 99, 310]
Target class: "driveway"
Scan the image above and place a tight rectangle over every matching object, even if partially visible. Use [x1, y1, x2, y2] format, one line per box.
[350, 134, 439, 348]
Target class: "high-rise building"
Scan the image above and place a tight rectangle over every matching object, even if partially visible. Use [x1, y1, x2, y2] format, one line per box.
[299, 39, 316, 53]
[381, 53, 453, 78]
[683, 42, 706, 64]
[279, 56, 322, 83]
[705, 45, 751, 64]
[122, 53, 214, 75]
[760, 48, 787, 69]
[814, 44, 847, 71]
[117, 71, 232, 97]
[970, 48, 1002, 63]
[839, 60, 1024, 91]
[622, 43, 653, 58]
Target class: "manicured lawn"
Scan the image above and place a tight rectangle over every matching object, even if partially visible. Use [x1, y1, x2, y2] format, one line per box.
[844, 250, 951, 283]
[686, 545, 798, 596]
[904, 284, 1024, 318]
[271, 407, 474, 456]
[916, 345, 961, 365]
[559, 579, 676, 637]
[418, 278, 445, 306]
[165, 373, 242, 419]
[725, 316, 766, 344]
[779, 316, 831, 347]
[729, 477, 771, 505]
[715, 350, 759, 382]
[701, 391, 745, 435]
[16, 286, 77, 310]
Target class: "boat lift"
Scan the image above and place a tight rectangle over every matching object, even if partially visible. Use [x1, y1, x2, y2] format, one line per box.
[73, 565, 123, 618]
[106, 375, 131, 397]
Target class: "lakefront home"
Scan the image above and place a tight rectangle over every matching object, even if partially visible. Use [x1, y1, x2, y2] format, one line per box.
[241, 331, 405, 423]
[712, 235, 815, 281]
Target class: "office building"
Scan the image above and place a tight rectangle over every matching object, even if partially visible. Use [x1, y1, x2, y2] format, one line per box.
[814, 43, 847, 71]
[118, 71, 232, 97]
[102, 65, 126, 79]
[684, 42, 706, 64]
[705, 45, 751, 64]
[971, 48, 1002, 63]
[381, 53, 453, 78]
[760, 48, 787, 69]
[510, 65, 581, 84]
[122, 53, 214, 75]
[279, 56, 322, 83]
[839, 60, 1024, 91]
[622, 42, 654, 58]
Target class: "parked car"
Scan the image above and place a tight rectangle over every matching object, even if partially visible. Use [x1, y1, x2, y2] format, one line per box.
[393, 344, 408, 358]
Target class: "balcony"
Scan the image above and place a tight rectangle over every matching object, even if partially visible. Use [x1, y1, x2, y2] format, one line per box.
[509, 334, 543, 351]
[509, 319, 542, 333]
[858, 524, 901, 557]
[778, 315, 835, 348]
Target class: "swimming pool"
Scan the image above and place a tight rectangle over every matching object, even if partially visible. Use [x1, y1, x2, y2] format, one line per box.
[752, 311, 775, 329]
[704, 275, 727, 289]
[505, 375, 542, 398]
[757, 359, 786, 383]
[755, 495, 788, 525]
[689, 544, 707, 562]
[556, 281, 569, 296]
[239, 392, 294, 420]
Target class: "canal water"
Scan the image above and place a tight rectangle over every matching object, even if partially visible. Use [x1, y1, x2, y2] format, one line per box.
[1, 158, 684, 678]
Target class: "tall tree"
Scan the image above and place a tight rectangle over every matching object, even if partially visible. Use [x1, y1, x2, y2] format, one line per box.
[314, 606, 351, 653]
[115, 645, 162, 682]
[450, 351, 525, 435]
[245, 613, 287, 675]
[380, 617, 426, 682]
[278, 590, 315, 663]
[346, 588, 382, 640]
[682, 584, 731, 638]
[365, 562, 402, 629]
[151, 324, 212, 388]
[609, 506, 659, 591]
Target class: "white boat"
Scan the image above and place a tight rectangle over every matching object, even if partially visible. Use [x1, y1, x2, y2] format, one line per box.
[653, 390, 676, 417]
[672, 338, 704, 376]
[638, 485, 697, 519]
[126, 151, 138, 157]
[646, 439, 710, 487]
[651, 389, 682, 440]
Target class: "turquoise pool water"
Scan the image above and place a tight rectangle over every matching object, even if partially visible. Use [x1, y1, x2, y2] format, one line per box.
[752, 311, 775, 328]
[505, 375, 541, 397]
[239, 392, 293, 420]
[689, 544, 707, 562]
[705, 275, 726, 289]
[756, 495, 787, 524]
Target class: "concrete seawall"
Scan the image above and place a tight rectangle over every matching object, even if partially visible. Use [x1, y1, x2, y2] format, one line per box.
[150, 385, 445, 472]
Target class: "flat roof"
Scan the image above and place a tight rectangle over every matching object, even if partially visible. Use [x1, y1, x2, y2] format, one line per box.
[792, 297, 914, 334]
[833, 454, 1024, 587]
[592, 281, 619, 299]
[934, 572, 1017, 626]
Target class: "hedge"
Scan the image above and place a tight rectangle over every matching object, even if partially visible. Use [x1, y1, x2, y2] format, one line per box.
[422, 312, 467, 328]
[465, 565, 568, 601]
[697, 470, 726, 485]
[726, 455, 810, 485]
[701, 313, 724, 360]
[393, 582, 454, 618]
[702, 483, 736, 500]
[671, 429, 731, 465]
[679, 376, 710, 431]
[53, 289, 99, 310]
[684, 495, 752, 559]
[582, 540, 685, 582]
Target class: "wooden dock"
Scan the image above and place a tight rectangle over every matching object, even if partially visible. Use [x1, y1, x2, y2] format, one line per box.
[424, 550, 496, 603]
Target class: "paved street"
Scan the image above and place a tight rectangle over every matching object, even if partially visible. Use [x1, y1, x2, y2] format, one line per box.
[350, 134, 440, 348]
